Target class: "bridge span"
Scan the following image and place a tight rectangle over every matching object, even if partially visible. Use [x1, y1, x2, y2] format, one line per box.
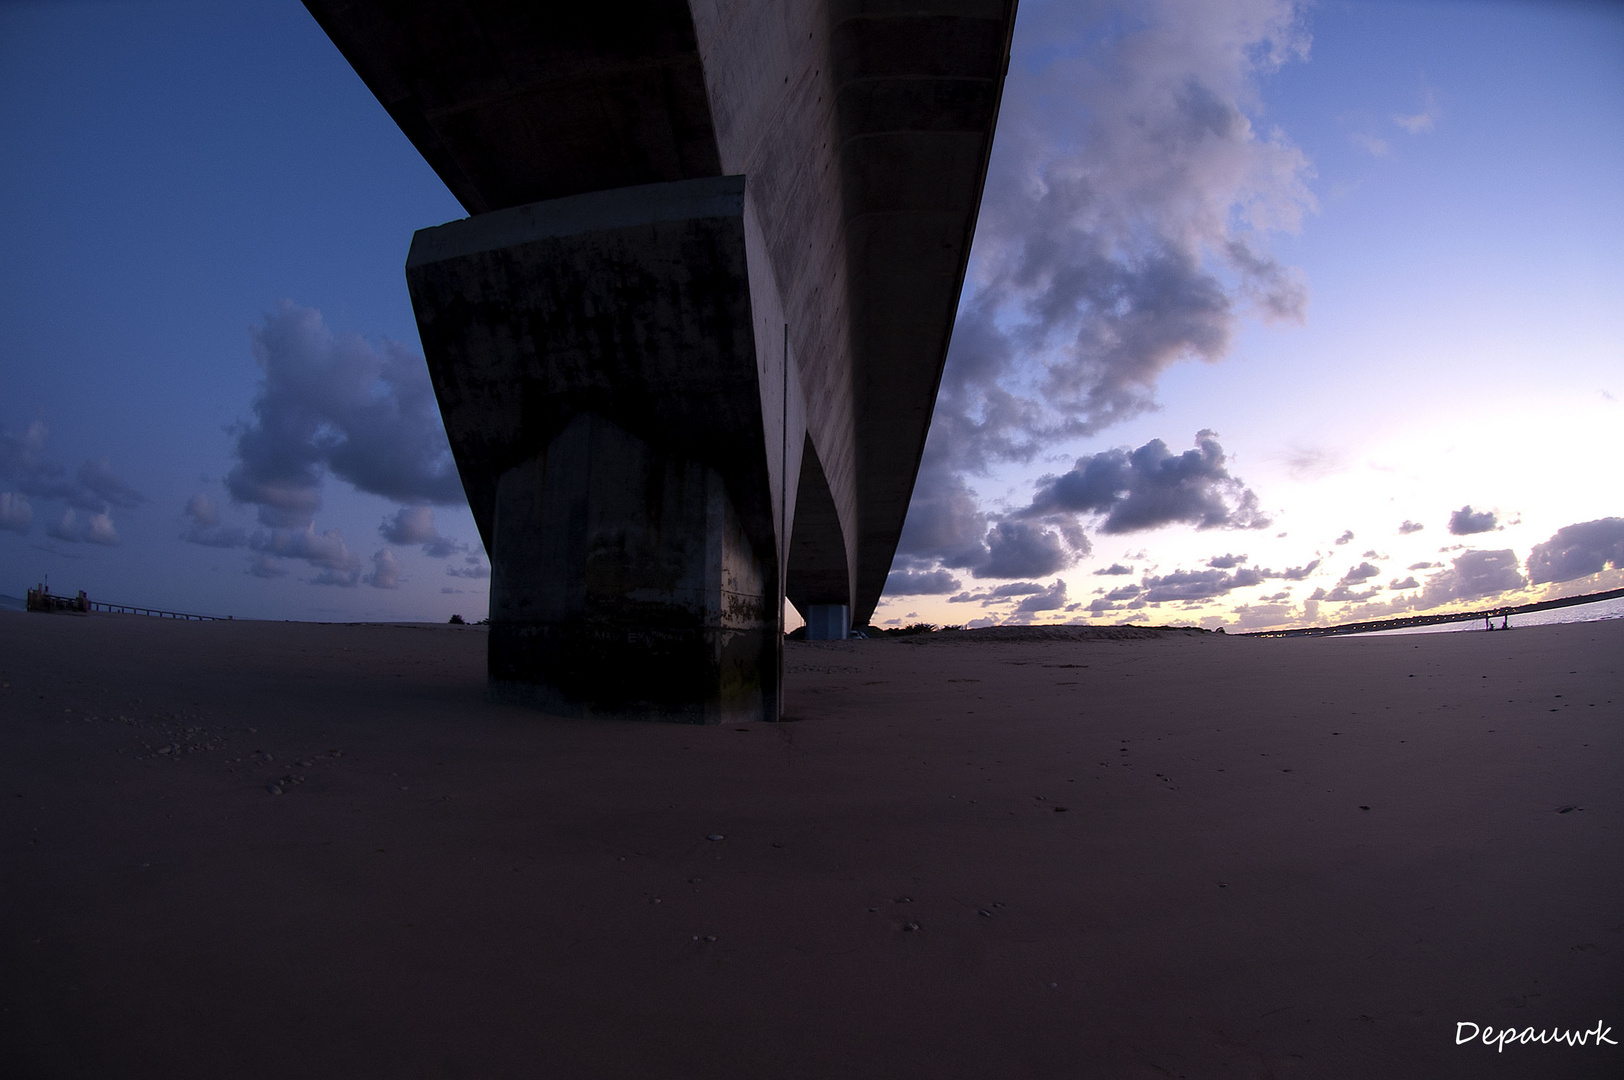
[303, 1, 1018, 721]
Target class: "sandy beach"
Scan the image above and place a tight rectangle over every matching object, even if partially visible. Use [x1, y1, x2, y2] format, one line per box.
[1, 611, 1618, 1079]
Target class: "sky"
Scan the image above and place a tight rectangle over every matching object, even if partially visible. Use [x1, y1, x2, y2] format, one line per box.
[1, 0, 1621, 631]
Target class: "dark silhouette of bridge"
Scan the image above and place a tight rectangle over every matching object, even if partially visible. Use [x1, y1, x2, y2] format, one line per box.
[304, 1, 1017, 721]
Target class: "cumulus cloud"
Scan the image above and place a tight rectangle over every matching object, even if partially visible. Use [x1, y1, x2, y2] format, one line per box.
[1141, 565, 1265, 602]
[0, 421, 141, 542]
[249, 525, 363, 586]
[1420, 549, 1527, 607]
[1093, 562, 1133, 575]
[1013, 579, 1069, 613]
[1447, 505, 1498, 536]
[1334, 530, 1353, 545]
[897, 0, 1309, 585]
[981, 520, 1077, 579]
[447, 556, 490, 579]
[1338, 561, 1379, 585]
[1208, 553, 1248, 569]
[226, 302, 461, 529]
[1398, 519, 1424, 534]
[1388, 576, 1418, 590]
[182, 493, 248, 549]
[1020, 431, 1270, 534]
[46, 508, 118, 546]
[1525, 517, 1624, 585]
[379, 505, 466, 558]
[0, 493, 31, 534]
[364, 548, 403, 590]
[884, 568, 963, 595]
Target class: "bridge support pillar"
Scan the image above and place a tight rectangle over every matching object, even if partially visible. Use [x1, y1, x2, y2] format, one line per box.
[407, 176, 798, 723]
[803, 605, 849, 641]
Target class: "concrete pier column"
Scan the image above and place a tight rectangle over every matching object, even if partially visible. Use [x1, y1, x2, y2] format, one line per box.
[406, 176, 799, 723]
[802, 605, 850, 641]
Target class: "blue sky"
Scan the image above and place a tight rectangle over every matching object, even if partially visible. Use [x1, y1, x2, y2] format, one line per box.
[2, 0, 1621, 628]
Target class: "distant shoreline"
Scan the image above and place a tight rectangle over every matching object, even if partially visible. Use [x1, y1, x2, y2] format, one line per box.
[1241, 585, 1624, 639]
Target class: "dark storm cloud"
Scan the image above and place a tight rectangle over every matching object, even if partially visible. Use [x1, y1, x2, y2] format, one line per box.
[1420, 549, 1527, 606]
[380, 506, 466, 559]
[226, 302, 462, 529]
[1398, 520, 1424, 534]
[883, 568, 964, 596]
[0, 421, 142, 542]
[1020, 432, 1269, 534]
[1525, 517, 1624, 585]
[182, 493, 248, 549]
[1447, 505, 1498, 536]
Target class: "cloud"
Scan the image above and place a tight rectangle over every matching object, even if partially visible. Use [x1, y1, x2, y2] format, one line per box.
[0, 421, 141, 540]
[379, 505, 466, 558]
[447, 556, 490, 579]
[1208, 553, 1248, 569]
[948, 580, 1049, 604]
[1275, 559, 1320, 580]
[1349, 132, 1389, 157]
[981, 520, 1077, 579]
[225, 301, 462, 529]
[249, 525, 363, 586]
[1013, 579, 1068, 613]
[1393, 86, 1440, 134]
[1141, 565, 1263, 602]
[1526, 517, 1624, 585]
[182, 493, 248, 548]
[45, 508, 119, 546]
[884, 568, 963, 595]
[1407, 561, 1438, 571]
[1389, 576, 1419, 590]
[364, 548, 403, 590]
[1448, 505, 1498, 535]
[1420, 549, 1527, 607]
[896, 0, 1311, 586]
[1334, 530, 1353, 545]
[246, 554, 287, 579]
[1020, 431, 1270, 534]
[1398, 520, 1424, 534]
[1339, 561, 1380, 585]
[1093, 562, 1133, 575]
[0, 493, 32, 534]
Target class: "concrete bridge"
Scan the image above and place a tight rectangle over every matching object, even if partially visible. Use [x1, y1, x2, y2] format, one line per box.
[304, 1, 1017, 722]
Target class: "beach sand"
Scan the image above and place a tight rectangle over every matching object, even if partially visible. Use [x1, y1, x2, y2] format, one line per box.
[1, 611, 1618, 1078]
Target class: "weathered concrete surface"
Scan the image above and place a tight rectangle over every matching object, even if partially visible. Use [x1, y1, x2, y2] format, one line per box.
[306, 0, 1017, 718]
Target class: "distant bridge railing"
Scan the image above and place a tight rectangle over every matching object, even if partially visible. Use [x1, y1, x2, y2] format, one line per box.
[88, 600, 230, 621]
[1243, 586, 1624, 639]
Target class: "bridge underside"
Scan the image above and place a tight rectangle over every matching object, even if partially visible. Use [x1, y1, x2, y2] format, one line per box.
[306, 0, 1016, 721]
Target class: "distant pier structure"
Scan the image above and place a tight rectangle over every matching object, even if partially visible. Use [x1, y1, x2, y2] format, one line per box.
[26, 585, 89, 614]
[304, 1, 1018, 722]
